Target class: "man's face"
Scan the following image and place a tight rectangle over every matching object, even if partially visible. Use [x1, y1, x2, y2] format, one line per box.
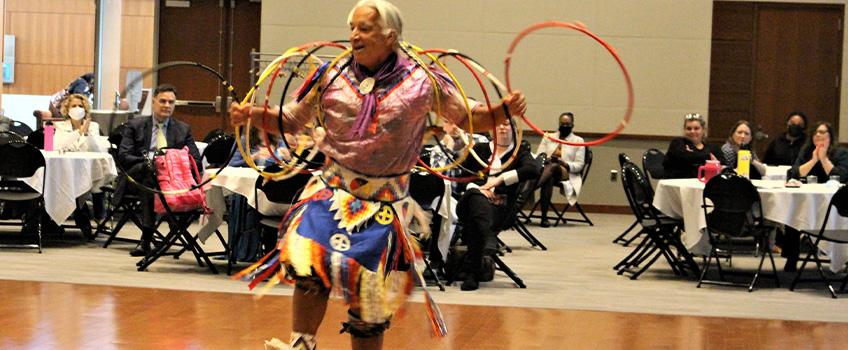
[153, 91, 176, 122]
[349, 6, 395, 72]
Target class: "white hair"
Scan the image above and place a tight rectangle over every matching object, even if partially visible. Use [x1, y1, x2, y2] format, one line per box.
[348, 0, 404, 47]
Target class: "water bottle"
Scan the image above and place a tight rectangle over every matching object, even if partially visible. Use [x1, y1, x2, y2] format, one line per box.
[44, 121, 55, 151]
[737, 150, 751, 179]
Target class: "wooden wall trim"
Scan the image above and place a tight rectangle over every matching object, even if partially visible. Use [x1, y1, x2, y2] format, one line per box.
[523, 130, 677, 142]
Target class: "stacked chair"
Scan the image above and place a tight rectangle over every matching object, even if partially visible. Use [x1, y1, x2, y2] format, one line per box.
[613, 153, 641, 245]
[615, 161, 700, 279]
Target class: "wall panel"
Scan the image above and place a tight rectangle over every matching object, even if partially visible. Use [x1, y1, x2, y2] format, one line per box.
[4, 0, 154, 96]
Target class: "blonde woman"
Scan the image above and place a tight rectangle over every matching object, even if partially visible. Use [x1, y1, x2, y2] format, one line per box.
[55, 93, 111, 232]
[54, 93, 109, 152]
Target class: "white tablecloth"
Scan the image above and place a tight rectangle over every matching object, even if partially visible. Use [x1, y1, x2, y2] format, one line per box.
[197, 167, 296, 241]
[21, 151, 117, 223]
[653, 178, 848, 272]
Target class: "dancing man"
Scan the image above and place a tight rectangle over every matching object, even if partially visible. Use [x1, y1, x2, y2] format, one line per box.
[229, 1, 526, 349]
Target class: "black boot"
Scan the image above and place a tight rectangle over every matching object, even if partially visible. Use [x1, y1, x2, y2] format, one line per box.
[73, 206, 93, 240]
[129, 241, 151, 257]
[129, 229, 153, 257]
[460, 275, 479, 291]
[540, 202, 551, 228]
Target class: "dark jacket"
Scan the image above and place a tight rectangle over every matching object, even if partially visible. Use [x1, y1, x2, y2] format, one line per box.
[113, 116, 202, 205]
[117, 115, 201, 170]
[459, 140, 541, 208]
[763, 132, 805, 166]
[789, 147, 848, 182]
[663, 137, 726, 179]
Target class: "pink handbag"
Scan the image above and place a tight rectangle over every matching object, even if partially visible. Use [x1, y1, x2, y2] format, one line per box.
[154, 147, 208, 214]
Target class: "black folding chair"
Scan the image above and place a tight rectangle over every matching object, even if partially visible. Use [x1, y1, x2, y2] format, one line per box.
[642, 148, 666, 183]
[96, 123, 149, 247]
[136, 148, 227, 274]
[613, 153, 643, 246]
[0, 131, 25, 144]
[697, 172, 779, 292]
[9, 120, 33, 138]
[551, 147, 593, 227]
[408, 169, 448, 291]
[202, 134, 235, 168]
[615, 162, 700, 279]
[789, 185, 848, 298]
[448, 178, 540, 289]
[524, 148, 593, 227]
[0, 142, 46, 253]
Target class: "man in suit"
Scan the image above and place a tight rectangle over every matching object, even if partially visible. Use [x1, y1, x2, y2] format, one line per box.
[116, 83, 202, 256]
[454, 119, 541, 291]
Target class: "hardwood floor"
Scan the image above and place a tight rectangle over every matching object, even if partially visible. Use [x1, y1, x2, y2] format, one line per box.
[2, 279, 847, 350]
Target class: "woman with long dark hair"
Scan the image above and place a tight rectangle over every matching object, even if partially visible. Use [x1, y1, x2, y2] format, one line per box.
[790, 121, 848, 181]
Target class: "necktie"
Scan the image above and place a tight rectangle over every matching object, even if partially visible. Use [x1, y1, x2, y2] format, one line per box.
[156, 122, 167, 150]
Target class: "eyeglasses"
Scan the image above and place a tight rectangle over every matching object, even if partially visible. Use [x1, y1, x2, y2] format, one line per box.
[815, 129, 830, 135]
[685, 113, 702, 120]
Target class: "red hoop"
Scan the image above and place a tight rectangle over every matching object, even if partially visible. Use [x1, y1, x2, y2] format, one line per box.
[505, 21, 634, 146]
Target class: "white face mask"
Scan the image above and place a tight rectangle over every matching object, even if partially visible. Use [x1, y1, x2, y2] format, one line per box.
[68, 106, 86, 121]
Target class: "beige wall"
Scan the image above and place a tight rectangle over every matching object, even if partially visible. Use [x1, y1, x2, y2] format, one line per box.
[260, 0, 848, 208]
[2, 0, 154, 97]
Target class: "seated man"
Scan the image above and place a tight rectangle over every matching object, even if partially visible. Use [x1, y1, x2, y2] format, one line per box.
[455, 119, 541, 291]
[116, 83, 202, 256]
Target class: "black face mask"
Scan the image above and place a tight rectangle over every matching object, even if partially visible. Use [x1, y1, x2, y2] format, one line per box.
[559, 126, 572, 137]
[788, 124, 805, 137]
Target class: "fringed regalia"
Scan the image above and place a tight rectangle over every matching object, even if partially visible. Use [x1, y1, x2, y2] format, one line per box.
[235, 160, 446, 335]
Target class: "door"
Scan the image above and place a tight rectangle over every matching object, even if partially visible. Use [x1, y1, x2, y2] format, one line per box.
[754, 4, 843, 155]
[157, 0, 260, 141]
[709, 2, 843, 157]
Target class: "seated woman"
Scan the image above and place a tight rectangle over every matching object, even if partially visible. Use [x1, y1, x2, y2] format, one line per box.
[54, 94, 109, 153]
[763, 111, 807, 166]
[720, 120, 766, 179]
[789, 121, 848, 182]
[535, 112, 585, 227]
[54, 94, 111, 234]
[783, 121, 848, 271]
[663, 113, 726, 178]
[227, 126, 291, 262]
[230, 126, 291, 167]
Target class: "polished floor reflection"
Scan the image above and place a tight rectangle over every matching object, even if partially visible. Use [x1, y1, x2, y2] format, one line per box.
[1, 279, 846, 350]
